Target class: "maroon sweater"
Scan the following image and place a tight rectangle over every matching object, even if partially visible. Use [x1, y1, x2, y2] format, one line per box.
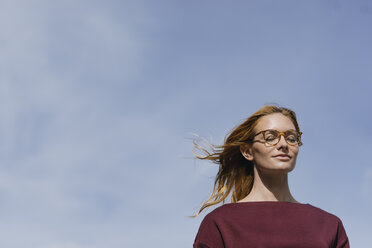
[194, 201, 349, 248]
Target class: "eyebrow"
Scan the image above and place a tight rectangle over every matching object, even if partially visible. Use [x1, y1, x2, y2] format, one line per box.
[253, 129, 298, 136]
[258, 129, 297, 132]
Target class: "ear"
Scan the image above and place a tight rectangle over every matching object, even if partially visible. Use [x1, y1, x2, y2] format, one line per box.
[240, 144, 254, 161]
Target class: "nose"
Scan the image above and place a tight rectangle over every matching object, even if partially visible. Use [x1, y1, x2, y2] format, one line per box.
[276, 135, 289, 150]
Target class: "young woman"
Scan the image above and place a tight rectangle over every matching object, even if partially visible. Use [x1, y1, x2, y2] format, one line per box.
[193, 105, 349, 248]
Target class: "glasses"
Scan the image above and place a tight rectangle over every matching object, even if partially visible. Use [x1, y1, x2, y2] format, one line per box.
[253, 129, 303, 146]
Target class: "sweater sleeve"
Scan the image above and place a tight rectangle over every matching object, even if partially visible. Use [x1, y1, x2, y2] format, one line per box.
[334, 218, 350, 248]
[193, 213, 224, 248]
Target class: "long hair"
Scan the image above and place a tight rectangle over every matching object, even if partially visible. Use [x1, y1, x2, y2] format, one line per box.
[193, 105, 301, 216]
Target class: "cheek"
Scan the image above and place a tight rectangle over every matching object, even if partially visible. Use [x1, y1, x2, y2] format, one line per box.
[252, 146, 272, 160]
[291, 147, 299, 157]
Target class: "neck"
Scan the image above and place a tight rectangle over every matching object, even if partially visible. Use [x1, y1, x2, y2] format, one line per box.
[240, 166, 298, 203]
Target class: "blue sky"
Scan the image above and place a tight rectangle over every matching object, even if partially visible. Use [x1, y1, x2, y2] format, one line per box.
[0, 1, 371, 247]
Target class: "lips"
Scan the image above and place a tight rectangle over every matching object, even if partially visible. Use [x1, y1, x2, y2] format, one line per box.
[273, 154, 291, 158]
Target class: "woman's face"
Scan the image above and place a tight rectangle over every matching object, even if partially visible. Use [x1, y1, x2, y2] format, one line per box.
[241, 113, 300, 173]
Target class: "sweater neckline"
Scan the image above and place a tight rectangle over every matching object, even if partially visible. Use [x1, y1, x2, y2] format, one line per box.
[232, 201, 310, 206]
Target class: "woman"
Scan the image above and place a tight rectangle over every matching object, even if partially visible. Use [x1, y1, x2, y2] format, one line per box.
[193, 105, 350, 248]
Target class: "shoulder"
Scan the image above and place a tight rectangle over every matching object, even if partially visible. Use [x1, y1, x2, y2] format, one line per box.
[200, 203, 242, 222]
[195, 204, 239, 239]
[305, 204, 344, 223]
[305, 204, 349, 247]
[194, 206, 228, 248]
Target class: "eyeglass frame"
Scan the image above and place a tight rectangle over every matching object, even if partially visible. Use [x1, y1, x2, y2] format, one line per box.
[252, 129, 303, 146]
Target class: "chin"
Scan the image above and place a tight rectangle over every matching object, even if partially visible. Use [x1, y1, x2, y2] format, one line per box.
[270, 163, 296, 172]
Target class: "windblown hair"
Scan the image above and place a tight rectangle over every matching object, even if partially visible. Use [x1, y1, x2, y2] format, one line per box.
[193, 105, 301, 216]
